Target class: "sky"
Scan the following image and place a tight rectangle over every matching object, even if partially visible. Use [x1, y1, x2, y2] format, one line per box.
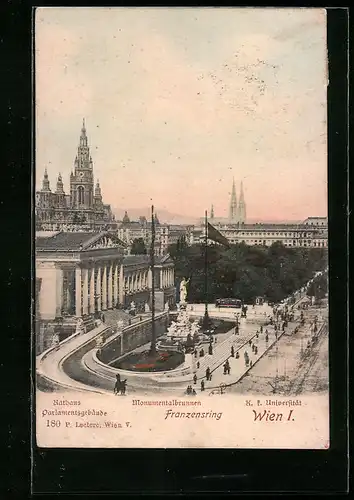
[35, 7, 327, 221]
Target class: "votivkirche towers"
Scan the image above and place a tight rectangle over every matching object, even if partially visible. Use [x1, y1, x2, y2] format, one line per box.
[210, 178, 247, 224]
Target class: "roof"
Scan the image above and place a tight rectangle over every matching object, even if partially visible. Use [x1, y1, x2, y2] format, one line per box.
[36, 231, 126, 251]
[35, 231, 60, 238]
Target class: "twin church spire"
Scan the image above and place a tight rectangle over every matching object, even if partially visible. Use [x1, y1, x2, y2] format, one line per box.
[229, 177, 246, 222]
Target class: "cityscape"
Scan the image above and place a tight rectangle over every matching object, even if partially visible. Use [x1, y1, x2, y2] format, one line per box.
[35, 8, 328, 450]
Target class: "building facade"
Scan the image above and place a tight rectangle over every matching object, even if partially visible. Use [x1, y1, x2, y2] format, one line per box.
[192, 220, 328, 248]
[117, 212, 193, 255]
[36, 231, 176, 351]
[35, 120, 115, 232]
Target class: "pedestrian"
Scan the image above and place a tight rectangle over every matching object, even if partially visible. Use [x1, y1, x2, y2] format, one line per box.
[223, 363, 227, 375]
[201, 380, 205, 392]
[114, 374, 121, 395]
[249, 339, 252, 346]
[265, 334, 269, 342]
[214, 336, 217, 343]
[231, 345, 235, 357]
[236, 351, 240, 359]
[254, 347, 258, 355]
[197, 361, 200, 369]
[208, 343, 213, 355]
[194, 349, 198, 358]
[256, 333, 259, 338]
[193, 374, 197, 385]
[192, 389, 197, 395]
[260, 326, 263, 333]
[206, 367, 210, 381]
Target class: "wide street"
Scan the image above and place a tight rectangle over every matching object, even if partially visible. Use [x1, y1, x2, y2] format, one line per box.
[36, 294, 329, 397]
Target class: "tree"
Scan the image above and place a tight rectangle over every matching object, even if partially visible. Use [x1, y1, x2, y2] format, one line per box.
[131, 238, 147, 255]
[168, 240, 328, 305]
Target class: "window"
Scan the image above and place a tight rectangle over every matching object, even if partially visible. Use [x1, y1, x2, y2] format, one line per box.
[77, 186, 85, 205]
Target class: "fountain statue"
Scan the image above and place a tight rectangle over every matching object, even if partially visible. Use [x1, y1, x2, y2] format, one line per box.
[179, 277, 190, 304]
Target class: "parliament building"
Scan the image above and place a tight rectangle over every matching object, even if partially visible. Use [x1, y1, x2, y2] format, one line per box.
[35, 120, 115, 231]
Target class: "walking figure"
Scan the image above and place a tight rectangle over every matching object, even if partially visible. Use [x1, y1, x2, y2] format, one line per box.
[201, 380, 205, 392]
[223, 363, 227, 375]
[225, 360, 231, 375]
[193, 374, 197, 385]
[208, 343, 213, 355]
[265, 334, 269, 342]
[231, 345, 235, 357]
[197, 361, 200, 369]
[206, 367, 211, 381]
[114, 374, 121, 395]
[194, 350, 198, 358]
[122, 380, 127, 395]
[260, 326, 263, 333]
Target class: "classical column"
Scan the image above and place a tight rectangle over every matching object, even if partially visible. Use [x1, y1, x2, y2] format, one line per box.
[96, 266, 101, 311]
[148, 269, 152, 289]
[160, 269, 163, 289]
[90, 266, 95, 314]
[107, 262, 113, 309]
[102, 265, 107, 310]
[82, 268, 89, 315]
[119, 265, 124, 305]
[75, 266, 82, 317]
[113, 263, 119, 308]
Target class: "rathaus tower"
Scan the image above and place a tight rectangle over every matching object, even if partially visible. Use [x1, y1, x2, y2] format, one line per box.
[35, 119, 114, 231]
[70, 119, 95, 209]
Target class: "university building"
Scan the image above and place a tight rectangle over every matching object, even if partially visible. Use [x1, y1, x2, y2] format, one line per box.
[35, 120, 115, 232]
[192, 218, 328, 248]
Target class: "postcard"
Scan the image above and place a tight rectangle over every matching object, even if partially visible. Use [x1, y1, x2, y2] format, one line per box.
[34, 7, 329, 449]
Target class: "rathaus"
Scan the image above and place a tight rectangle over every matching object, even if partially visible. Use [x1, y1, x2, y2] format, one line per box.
[35, 120, 115, 231]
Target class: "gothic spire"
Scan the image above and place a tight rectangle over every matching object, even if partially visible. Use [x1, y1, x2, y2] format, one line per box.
[229, 176, 237, 221]
[77, 118, 91, 168]
[238, 180, 246, 223]
[210, 204, 214, 219]
[41, 168, 51, 192]
[56, 172, 64, 194]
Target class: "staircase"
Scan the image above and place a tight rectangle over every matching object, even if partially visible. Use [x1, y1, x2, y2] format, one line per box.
[103, 309, 132, 328]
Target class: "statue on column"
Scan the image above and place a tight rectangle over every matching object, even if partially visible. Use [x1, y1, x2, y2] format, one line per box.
[179, 277, 190, 304]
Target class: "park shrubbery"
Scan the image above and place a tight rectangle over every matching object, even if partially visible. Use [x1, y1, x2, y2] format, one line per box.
[168, 240, 328, 305]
